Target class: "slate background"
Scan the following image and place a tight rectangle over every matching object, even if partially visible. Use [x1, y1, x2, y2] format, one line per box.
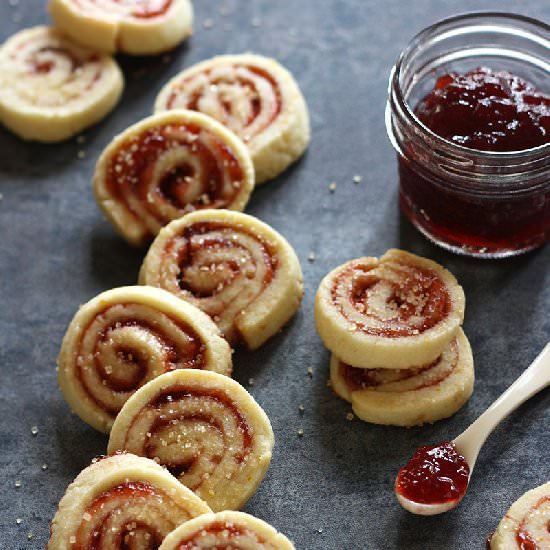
[0, 1, 549, 549]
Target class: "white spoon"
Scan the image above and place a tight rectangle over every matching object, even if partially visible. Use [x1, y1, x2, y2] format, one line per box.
[395, 341, 550, 516]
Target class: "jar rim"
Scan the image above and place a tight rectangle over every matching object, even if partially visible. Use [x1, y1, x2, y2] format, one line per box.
[391, 11, 550, 159]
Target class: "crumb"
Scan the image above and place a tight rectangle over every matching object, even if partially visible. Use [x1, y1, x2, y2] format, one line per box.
[329, 182, 337, 193]
[77, 150, 86, 160]
[27, 533, 33, 541]
[353, 175, 362, 183]
[307, 252, 316, 262]
[15, 480, 21, 488]
[297, 428, 304, 437]
[248, 377, 255, 386]
[203, 18, 214, 29]
[307, 367, 313, 378]
[298, 404, 305, 414]
[346, 412, 354, 421]
[16, 518, 21, 525]
[41, 463, 48, 471]
[31, 426, 38, 436]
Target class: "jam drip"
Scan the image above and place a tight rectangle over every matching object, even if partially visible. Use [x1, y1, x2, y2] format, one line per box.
[396, 441, 470, 505]
[415, 67, 550, 152]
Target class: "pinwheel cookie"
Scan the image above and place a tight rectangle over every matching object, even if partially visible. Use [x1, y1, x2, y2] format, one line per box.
[160, 511, 295, 550]
[155, 54, 310, 183]
[490, 481, 550, 550]
[49, 0, 193, 55]
[108, 369, 275, 512]
[315, 249, 465, 369]
[58, 286, 232, 433]
[0, 26, 123, 142]
[331, 329, 474, 426]
[48, 453, 211, 550]
[139, 209, 304, 349]
[94, 110, 255, 246]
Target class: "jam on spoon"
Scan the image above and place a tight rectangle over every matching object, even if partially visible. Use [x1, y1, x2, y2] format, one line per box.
[395, 343, 550, 516]
[395, 441, 469, 505]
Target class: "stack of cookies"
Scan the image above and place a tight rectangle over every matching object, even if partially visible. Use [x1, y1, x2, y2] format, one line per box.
[315, 249, 474, 427]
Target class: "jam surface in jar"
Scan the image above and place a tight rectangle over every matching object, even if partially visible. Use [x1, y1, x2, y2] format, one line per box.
[415, 67, 550, 152]
[395, 441, 470, 505]
[399, 67, 550, 257]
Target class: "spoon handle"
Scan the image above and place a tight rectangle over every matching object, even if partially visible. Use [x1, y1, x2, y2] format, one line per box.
[454, 342, 550, 467]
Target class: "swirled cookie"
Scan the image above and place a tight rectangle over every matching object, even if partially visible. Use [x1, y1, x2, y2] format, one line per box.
[47, 453, 211, 550]
[155, 54, 310, 183]
[94, 110, 255, 246]
[315, 249, 465, 369]
[108, 369, 275, 512]
[58, 286, 232, 433]
[159, 511, 295, 550]
[331, 329, 474, 426]
[139, 209, 304, 349]
[0, 26, 123, 142]
[490, 481, 550, 550]
[49, 0, 193, 55]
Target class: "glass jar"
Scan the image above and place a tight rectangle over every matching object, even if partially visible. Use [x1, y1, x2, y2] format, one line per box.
[386, 13, 550, 258]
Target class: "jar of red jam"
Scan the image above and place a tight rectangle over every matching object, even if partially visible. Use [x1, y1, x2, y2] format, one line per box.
[386, 13, 550, 258]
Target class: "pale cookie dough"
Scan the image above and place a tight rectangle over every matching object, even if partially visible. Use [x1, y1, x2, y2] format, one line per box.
[490, 481, 550, 550]
[49, 0, 193, 55]
[155, 54, 310, 183]
[315, 249, 465, 369]
[0, 26, 123, 142]
[94, 110, 255, 246]
[160, 511, 296, 550]
[331, 329, 474, 426]
[48, 453, 211, 550]
[108, 369, 275, 512]
[139, 209, 304, 349]
[58, 285, 232, 433]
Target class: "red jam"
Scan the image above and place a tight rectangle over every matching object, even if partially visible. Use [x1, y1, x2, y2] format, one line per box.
[415, 68, 549, 152]
[395, 441, 470, 505]
[399, 68, 550, 255]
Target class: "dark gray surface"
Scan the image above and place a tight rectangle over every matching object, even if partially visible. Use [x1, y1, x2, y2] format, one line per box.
[1, 1, 549, 549]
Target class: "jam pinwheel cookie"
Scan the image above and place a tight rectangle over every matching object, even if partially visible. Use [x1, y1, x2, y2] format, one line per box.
[0, 26, 123, 142]
[139, 209, 304, 349]
[49, 0, 193, 55]
[315, 249, 465, 369]
[155, 54, 310, 183]
[48, 453, 211, 550]
[93, 110, 255, 246]
[330, 329, 474, 426]
[108, 369, 275, 512]
[490, 481, 550, 550]
[58, 286, 232, 433]
[159, 511, 296, 550]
